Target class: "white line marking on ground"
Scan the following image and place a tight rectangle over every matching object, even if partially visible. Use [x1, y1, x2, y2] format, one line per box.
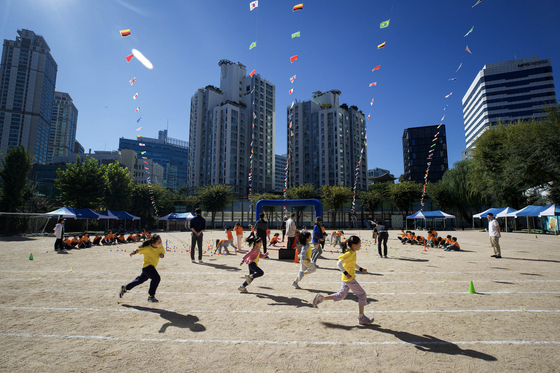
[2, 277, 559, 284]
[2, 288, 559, 296]
[1, 306, 559, 314]
[1, 332, 559, 347]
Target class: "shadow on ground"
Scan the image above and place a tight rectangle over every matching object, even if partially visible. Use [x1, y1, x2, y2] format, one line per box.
[321, 322, 497, 361]
[121, 305, 206, 333]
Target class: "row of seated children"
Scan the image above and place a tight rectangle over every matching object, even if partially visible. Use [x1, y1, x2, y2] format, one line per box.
[62, 233, 96, 249]
[398, 231, 424, 245]
[101, 230, 152, 245]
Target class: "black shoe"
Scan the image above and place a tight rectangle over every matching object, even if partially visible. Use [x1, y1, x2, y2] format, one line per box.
[148, 296, 159, 303]
[495, 255, 502, 258]
[384, 255, 388, 258]
[119, 285, 127, 298]
[490, 255, 497, 257]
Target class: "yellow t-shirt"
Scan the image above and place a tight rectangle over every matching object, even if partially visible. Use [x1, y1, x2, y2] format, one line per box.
[137, 245, 165, 268]
[338, 250, 357, 282]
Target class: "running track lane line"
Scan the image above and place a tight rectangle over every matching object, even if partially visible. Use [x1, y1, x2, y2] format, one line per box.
[1, 306, 559, 314]
[1, 332, 559, 347]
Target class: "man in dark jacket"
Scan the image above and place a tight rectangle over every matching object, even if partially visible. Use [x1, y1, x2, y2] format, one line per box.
[190, 208, 206, 263]
[256, 212, 268, 254]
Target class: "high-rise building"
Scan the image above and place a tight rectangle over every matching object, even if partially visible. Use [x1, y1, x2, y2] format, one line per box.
[188, 60, 275, 196]
[402, 125, 448, 184]
[287, 90, 367, 190]
[48, 92, 78, 164]
[463, 56, 556, 150]
[119, 129, 188, 190]
[0, 29, 57, 164]
[275, 153, 287, 192]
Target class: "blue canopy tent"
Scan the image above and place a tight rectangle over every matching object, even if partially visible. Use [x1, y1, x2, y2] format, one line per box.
[473, 207, 517, 232]
[504, 205, 551, 233]
[99, 210, 141, 230]
[255, 199, 323, 226]
[46, 207, 77, 219]
[406, 210, 455, 230]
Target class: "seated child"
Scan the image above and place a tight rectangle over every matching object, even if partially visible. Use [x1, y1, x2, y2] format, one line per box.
[116, 232, 127, 244]
[146, 231, 152, 239]
[409, 232, 418, 245]
[102, 231, 114, 245]
[126, 232, 138, 243]
[269, 233, 280, 246]
[92, 234, 102, 246]
[445, 237, 461, 251]
[426, 230, 436, 247]
[79, 233, 92, 248]
[436, 237, 445, 248]
[63, 236, 74, 250]
[214, 239, 230, 255]
[416, 234, 426, 245]
[70, 235, 80, 248]
[141, 230, 148, 241]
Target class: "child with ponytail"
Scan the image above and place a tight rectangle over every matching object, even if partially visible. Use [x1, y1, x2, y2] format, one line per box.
[238, 236, 268, 293]
[312, 236, 374, 325]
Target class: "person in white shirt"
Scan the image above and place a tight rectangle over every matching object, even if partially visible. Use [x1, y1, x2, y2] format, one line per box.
[286, 213, 297, 249]
[53, 218, 66, 252]
[487, 213, 502, 258]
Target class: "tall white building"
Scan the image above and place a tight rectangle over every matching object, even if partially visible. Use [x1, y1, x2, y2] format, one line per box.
[188, 60, 275, 196]
[48, 92, 78, 164]
[462, 56, 556, 150]
[287, 90, 368, 190]
[0, 29, 57, 164]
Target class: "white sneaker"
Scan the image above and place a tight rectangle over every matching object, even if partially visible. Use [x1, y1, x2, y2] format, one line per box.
[313, 294, 324, 308]
[292, 282, 301, 289]
[245, 275, 253, 284]
[238, 286, 248, 293]
[358, 315, 374, 325]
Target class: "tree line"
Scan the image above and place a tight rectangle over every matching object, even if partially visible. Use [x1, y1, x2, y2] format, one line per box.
[0, 104, 557, 232]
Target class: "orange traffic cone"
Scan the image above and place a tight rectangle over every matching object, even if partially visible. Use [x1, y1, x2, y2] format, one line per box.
[294, 249, 299, 263]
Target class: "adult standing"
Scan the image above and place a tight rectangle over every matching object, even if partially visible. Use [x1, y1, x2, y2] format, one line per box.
[487, 213, 502, 258]
[311, 216, 324, 267]
[190, 208, 206, 263]
[280, 216, 287, 242]
[286, 213, 296, 249]
[256, 212, 269, 254]
[373, 219, 389, 258]
[53, 218, 66, 252]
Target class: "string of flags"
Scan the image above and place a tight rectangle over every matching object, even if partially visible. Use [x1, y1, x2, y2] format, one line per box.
[119, 28, 158, 215]
[420, 1, 481, 209]
[247, 1, 260, 201]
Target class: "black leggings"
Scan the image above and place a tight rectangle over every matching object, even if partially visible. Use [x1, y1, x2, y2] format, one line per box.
[126, 265, 161, 297]
[377, 233, 388, 256]
[243, 262, 264, 286]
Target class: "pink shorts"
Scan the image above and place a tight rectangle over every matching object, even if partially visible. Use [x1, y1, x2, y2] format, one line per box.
[331, 279, 367, 306]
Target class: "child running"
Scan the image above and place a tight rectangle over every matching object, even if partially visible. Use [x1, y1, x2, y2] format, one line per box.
[238, 236, 268, 293]
[313, 236, 374, 325]
[119, 234, 165, 303]
[225, 226, 238, 252]
[292, 231, 316, 289]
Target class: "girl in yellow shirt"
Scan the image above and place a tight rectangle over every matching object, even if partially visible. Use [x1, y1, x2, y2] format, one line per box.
[312, 236, 374, 325]
[119, 234, 165, 303]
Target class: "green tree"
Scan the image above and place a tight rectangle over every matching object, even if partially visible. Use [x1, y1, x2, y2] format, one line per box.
[129, 184, 168, 228]
[426, 182, 454, 211]
[285, 183, 318, 223]
[104, 161, 134, 211]
[321, 185, 352, 228]
[359, 189, 384, 214]
[195, 184, 233, 228]
[388, 181, 422, 215]
[56, 156, 107, 209]
[470, 104, 560, 206]
[0, 146, 33, 212]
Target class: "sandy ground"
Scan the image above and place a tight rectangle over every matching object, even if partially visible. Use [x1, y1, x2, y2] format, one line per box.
[1, 229, 559, 372]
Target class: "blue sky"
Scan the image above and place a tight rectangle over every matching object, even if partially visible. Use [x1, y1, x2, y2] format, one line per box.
[1, 0, 559, 177]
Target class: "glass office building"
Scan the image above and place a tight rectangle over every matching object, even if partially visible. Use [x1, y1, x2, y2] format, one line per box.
[402, 125, 448, 184]
[463, 56, 556, 150]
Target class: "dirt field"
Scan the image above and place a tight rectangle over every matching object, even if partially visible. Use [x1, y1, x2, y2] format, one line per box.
[1, 229, 559, 372]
